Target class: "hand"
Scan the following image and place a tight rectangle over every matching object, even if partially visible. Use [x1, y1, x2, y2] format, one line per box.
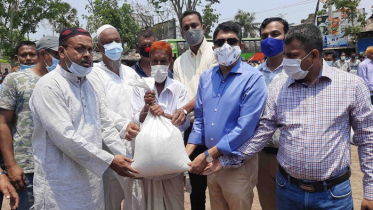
[0, 174, 19, 210]
[149, 104, 164, 116]
[361, 199, 373, 210]
[171, 109, 186, 127]
[144, 90, 156, 105]
[125, 122, 140, 141]
[7, 165, 26, 190]
[201, 158, 223, 175]
[188, 153, 208, 175]
[110, 155, 139, 178]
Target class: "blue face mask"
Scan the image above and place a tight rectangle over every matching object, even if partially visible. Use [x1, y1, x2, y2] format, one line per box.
[102, 42, 123, 61]
[261, 37, 284, 57]
[44, 51, 59, 72]
[326, 61, 334, 67]
[19, 64, 36, 71]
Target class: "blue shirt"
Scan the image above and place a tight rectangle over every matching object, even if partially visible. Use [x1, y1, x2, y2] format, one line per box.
[188, 60, 268, 156]
[131, 60, 173, 78]
[357, 58, 373, 95]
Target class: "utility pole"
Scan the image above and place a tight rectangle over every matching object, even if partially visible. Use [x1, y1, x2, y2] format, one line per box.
[313, 0, 320, 25]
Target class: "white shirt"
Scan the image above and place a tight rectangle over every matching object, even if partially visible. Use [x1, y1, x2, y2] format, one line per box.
[131, 77, 190, 132]
[30, 65, 128, 210]
[88, 62, 140, 141]
[173, 38, 218, 100]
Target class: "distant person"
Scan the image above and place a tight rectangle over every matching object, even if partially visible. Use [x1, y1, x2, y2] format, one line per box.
[15, 41, 38, 71]
[3, 68, 9, 76]
[334, 51, 348, 71]
[348, 52, 360, 75]
[323, 49, 337, 67]
[357, 46, 373, 104]
[0, 36, 59, 210]
[359, 54, 366, 62]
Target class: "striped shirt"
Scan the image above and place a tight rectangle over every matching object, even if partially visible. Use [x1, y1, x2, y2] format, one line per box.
[219, 60, 373, 200]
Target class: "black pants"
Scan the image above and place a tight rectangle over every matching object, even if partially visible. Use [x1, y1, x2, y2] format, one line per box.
[184, 125, 207, 210]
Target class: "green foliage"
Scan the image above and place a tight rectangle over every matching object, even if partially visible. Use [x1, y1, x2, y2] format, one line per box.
[234, 10, 259, 38]
[82, 0, 140, 48]
[48, 1, 79, 34]
[202, 3, 220, 38]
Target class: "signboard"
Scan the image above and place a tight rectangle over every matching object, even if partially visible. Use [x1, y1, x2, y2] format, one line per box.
[323, 33, 348, 48]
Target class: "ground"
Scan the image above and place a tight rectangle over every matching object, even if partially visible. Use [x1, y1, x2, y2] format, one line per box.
[1, 146, 364, 209]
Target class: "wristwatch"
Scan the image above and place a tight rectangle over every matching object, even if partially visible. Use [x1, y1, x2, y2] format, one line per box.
[0, 170, 8, 176]
[204, 150, 213, 163]
[180, 107, 188, 115]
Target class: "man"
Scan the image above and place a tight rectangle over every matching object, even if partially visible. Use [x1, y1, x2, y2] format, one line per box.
[0, 168, 19, 210]
[205, 24, 373, 210]
[255, 17, 289, 210]
[173, 10, 218, 210]
[323, 49, 337, 67]
[334, 51, 349, 71]
[357, 46, 373, 104]
[3, 68, 9, 76]
[348, 52, 360, 75]
[88, 24, 141, 210]
[15, 41, 38, 71]
[0, 36, 59, 210]
[29, 27, 138, 209]
[187, 21, 268, 210]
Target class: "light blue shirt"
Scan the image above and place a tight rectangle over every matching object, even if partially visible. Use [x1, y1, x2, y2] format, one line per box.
[256, 61, 283, 85]
[357, 58, 373, 95]
[188, 60, 268, 156]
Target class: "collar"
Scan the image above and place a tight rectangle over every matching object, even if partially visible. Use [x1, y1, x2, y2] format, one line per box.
[287, 59, 333, 87]
[365, 57, 373, 63]
[95, 61, 123, 79]
[257, 60, 283, 73]
[189, 38, 208, 56]
[155, 77, 176, 99]
[214, 60, 243, 76]
[56, 64, 85, 83]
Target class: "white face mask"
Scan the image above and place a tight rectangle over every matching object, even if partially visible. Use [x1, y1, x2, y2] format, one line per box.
[340, 56, 346, 61]
[283, 51, 314, 80]
[213, 43, 242, 66]
[64, 48, 93, 77]
[151, 65, 169, 83]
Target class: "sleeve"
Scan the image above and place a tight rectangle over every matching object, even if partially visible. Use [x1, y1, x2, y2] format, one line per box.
[357, 62, 373, 92]
[30, 83, 113, 177]
[0, 75, 17, 110]
[350, 78, 373, 200]
[187, 75, 205, 145]
[216, 73, 268, 156]
[176, 85, 190, 132]
[131, 86, 145, 125]
[218, 82, 279, 168]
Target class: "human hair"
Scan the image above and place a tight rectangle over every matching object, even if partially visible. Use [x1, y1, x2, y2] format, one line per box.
[149, 41, 172, 60]
[213, 21, 242, 42]
[323, 50, 337, 59]
[366, 46, 373, 56]
[179, 10, 203, 28]
[284, 24, 323, 57]
[15, 41, 36, 55]
[259, 17, 289, 36]
[137, 30, 156, 42]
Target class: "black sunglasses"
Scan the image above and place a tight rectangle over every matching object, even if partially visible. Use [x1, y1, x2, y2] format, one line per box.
[213, 38, 239, 47]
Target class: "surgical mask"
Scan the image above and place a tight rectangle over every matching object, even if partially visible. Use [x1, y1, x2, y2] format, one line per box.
[151, 65, 169, 83]
[261, 37, 284, 57]
[44, 52, 59, 72]
[355, 56, 359, 59]
[64, 48, 92, 77]
[184, 29, 204, 46]
[139, 46, 150, 57]
[283, 51, 314, 80]
[213, 43, 242, 66]
[340, 56, 346, 61]
[102, 42, 123, 61]
[326, 61, 334, 67]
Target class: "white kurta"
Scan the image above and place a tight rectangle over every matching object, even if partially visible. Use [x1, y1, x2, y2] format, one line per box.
[30, 65, 128, 210]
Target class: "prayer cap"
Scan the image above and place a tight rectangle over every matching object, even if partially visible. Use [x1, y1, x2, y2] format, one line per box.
[59, 27, 91, 45]
[97, 24, 116, 39]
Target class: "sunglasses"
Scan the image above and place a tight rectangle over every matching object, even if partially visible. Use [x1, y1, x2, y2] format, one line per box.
[213, 38, 239, 47]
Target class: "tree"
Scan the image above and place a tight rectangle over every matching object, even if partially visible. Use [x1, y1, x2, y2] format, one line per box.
[234, 10, 260, 38]
[202, 3, 220, 38]
[82, 0, 140, 48]
[48, 2, 78, 35]
[318, 0, 367, 42]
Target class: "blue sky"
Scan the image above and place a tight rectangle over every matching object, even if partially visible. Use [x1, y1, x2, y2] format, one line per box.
[30, 0, 373, 40]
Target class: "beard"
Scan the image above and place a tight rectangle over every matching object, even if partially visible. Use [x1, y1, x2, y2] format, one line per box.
[108, 59, 121, 72]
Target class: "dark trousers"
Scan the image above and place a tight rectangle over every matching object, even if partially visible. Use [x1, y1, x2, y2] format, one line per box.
[371, 96, 373, 104]
[184, 125, 207, 210]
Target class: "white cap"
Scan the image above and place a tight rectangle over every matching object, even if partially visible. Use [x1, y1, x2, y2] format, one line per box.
[97, 24, 115, 39]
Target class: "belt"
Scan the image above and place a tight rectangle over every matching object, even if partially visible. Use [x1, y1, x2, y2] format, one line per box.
[262, 147, 278, 154]
[278, 165, 351, 192]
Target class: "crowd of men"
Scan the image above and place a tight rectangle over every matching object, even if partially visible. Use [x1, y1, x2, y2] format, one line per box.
[0, 9, 373, 210]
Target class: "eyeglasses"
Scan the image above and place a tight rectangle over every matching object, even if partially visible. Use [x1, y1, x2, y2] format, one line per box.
[213, 38, 239, 47]
[66, 46, 93, 55]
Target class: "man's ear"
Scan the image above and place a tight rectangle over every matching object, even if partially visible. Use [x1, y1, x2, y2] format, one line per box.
[58, 46, 66, 60]
[202, 24, 207, 34]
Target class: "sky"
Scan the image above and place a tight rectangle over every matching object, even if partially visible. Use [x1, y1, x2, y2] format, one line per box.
[29, 0, 373, 40]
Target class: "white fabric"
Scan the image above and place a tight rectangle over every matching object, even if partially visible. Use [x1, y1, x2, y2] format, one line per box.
[130, 77, 191, 178]
[173, 38, 218, 100]
[97, 24, 115, 38]
[30, 65, 129, 210]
